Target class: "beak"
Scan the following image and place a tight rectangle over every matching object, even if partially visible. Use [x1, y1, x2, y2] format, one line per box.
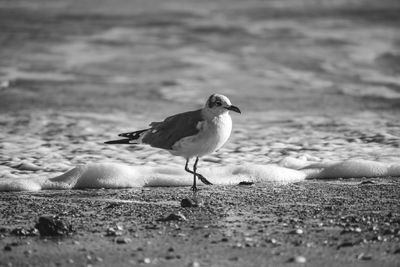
[225, 105, 241, 114]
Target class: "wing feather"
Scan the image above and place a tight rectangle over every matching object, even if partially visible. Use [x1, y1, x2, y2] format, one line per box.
[142, 109, 203, 150]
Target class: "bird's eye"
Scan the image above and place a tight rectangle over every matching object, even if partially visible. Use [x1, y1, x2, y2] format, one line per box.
[216, 102, 222, 106]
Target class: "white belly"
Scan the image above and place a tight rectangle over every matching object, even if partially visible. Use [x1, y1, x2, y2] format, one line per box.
[171, 113, 232, 159]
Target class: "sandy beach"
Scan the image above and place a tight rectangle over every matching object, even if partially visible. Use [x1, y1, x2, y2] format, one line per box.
[1, 180, 400, 266]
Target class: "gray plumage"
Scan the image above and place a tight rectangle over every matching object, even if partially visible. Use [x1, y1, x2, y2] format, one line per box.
[107, 109, 203, 150]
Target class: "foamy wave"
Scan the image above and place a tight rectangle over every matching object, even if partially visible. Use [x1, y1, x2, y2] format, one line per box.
[1, 158, 399, 191]
[0, 163, 305, 191]
[303, 159, 400, 179]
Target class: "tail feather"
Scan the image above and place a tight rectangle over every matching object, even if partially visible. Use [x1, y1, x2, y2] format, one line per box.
[105, 129, 149, 145]
[118, 129, 148, 139]
[104, 139, 136, 144]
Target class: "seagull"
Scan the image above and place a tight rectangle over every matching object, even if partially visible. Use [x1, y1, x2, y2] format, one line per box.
[105, 94, 241, 191]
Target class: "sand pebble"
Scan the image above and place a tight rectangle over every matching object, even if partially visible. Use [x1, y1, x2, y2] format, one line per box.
[288, 256, 307, 263]
[157, 212, 187, 222]
[357, 253, 372, 260]
[181, 197, 200, 208]
[11, 227, 38, 236]
[140, 258, 151, 264]
[106, 227, 123, 236]
[116, 237, 131, 244]
[188, 261, 200, 267]
[238, 181, 254, 186]
[35, 215, 73, 236]
[289, 228, 304, 235]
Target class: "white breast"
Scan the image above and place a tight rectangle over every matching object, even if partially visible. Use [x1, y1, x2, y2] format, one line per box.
[171, 113, 232, 159]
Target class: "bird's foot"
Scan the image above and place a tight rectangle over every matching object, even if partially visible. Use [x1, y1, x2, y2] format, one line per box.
[197, 174, 212, 185]
[190, 185, 198, 192]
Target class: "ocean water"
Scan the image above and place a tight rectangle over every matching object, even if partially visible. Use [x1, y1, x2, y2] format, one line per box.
[0, 0, 399, 191]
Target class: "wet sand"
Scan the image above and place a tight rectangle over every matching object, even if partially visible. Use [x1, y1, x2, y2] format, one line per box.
[1, 180, 400, 266]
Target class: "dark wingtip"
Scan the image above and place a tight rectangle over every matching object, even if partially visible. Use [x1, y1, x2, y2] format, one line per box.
[104, 139, 131, 144]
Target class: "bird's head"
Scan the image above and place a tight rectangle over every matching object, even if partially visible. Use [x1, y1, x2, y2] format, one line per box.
[204, 94, 241, 115]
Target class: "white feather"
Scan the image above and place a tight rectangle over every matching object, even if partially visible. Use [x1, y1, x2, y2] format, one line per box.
[171, 112, 232, 159]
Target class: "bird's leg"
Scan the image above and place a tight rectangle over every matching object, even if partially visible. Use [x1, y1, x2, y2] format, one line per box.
[194, 157, 213, 185]
[184, 159, 197, 192]
[184, 158, 213, 191]
[192, 157, 199, 191]
[193, 157, 213, 186]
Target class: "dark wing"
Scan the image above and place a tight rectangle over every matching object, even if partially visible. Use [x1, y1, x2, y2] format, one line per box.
[142, 109, 203, 150]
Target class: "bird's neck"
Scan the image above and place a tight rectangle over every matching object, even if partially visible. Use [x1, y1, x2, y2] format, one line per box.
[201, 108, 229, 121]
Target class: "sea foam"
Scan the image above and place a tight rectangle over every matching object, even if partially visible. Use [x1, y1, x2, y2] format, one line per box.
[0, 158, 399, 191]
[302, 159, 400, 179]
[0, 162, 306, 191]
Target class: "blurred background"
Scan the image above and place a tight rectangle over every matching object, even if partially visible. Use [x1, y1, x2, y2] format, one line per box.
[0, 0, 400, 175]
